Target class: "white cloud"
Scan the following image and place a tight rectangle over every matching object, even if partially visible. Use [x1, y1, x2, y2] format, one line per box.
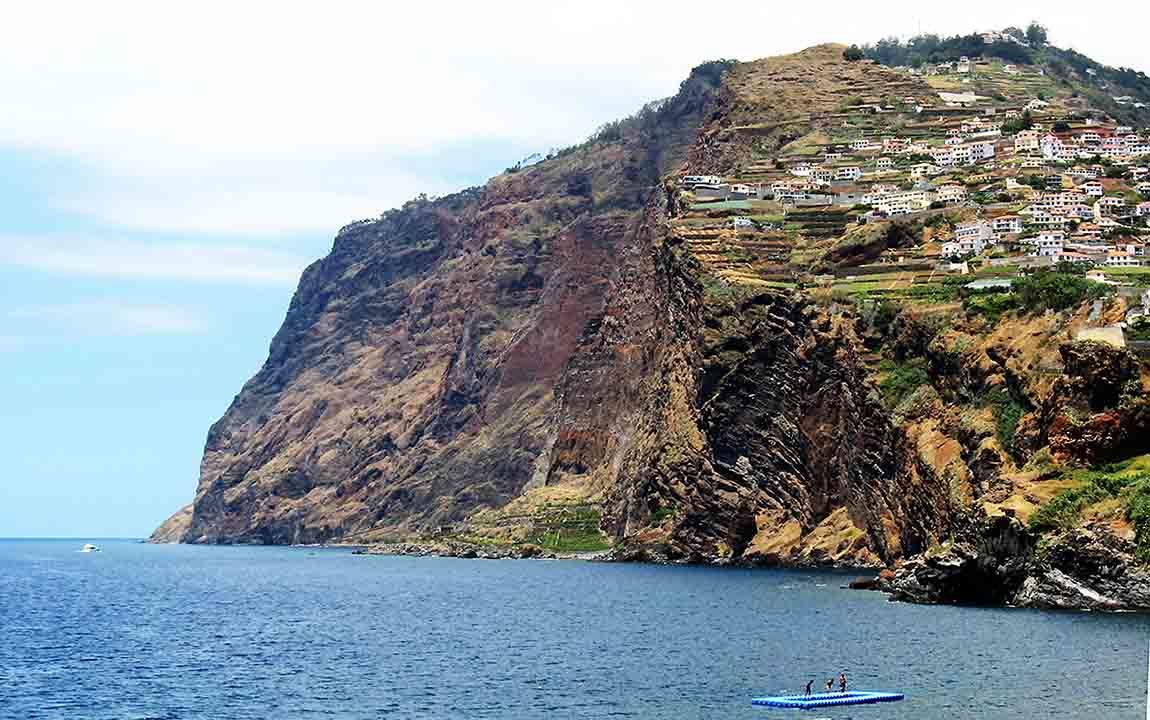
[0, 336, 27, 352]
[0, 236, 312, 286]
[1, 1, 1148, 235]
[10, 302, 210, 336]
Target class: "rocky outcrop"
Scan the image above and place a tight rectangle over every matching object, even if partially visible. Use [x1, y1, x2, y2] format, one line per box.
[1039, 341, 1150, 464]
[1016, 524, 1150, 611]
[357, 541, 562, 560]
[881, 513, 1034, 606]
[149, 503, 192, 543]
[874, 516, 1150, 612]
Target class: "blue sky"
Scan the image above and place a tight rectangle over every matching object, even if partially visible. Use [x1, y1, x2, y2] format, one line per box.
[3, 2, 1147, 537]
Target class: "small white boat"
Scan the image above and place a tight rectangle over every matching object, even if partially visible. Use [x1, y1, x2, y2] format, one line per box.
[80, 543, 100, 553]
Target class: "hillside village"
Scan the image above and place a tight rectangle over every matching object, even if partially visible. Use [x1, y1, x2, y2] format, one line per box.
[673, 50, 1150, 347]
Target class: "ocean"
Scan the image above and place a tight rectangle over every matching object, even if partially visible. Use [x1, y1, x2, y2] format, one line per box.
[1, 539, 1145, 719]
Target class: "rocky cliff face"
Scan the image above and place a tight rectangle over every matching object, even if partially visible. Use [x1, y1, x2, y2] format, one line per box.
[604, 289, 952, 566]
[168, 58, 727, 545]
[155, 44, 1150, 610]
[160, 46, 944, 562]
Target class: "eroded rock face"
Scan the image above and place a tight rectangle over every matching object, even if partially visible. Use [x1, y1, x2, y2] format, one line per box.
[158, 48, 954, 565]
[1041, 341, 1149, 464]
[880, 517, 1150, 612]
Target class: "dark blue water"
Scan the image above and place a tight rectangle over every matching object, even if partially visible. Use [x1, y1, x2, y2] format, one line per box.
[1, 539, 1146, 719]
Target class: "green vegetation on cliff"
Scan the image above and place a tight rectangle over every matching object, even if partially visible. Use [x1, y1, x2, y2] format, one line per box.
[1030, 455, 1150, 560]
[862, 26, 1150, 124]
[878, 358, 931, 408]
[1014, 271, 1112, 312]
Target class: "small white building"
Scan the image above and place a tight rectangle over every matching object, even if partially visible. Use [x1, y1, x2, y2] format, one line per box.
[936, 184, 967, 204]
[1034, 231, 1066, 257]
[1107, 249, 1140, 267]
[1015, 130, 1040, 153]
[951, 221, 995, 255]
[683, 175, 722, 187]
[992, 215, 1023, 235]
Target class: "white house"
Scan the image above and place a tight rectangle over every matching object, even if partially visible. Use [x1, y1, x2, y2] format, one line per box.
[1107, 249, 1140, 267]
[992, 215, 1023, 234]
[835, 166, 862, 181]
[942, 240, 963, 257]
[949, 145, 974, 166]
[811, 167, 834, 184]
[1097, 196, 1127, 211]
[1082, 181, 1105, 197]
[936, 184, 967, 204]
[954, 221, 994, 255]
[1039, 191, 1086, 211]
[1015, 130, 1040, 153]
[1034, 231, 1066, 257]
[969, 140, 996, 161]
[1041, 134, 1064, 159]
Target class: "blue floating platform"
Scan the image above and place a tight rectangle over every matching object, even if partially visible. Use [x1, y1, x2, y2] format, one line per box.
[752, 691, 904, 710]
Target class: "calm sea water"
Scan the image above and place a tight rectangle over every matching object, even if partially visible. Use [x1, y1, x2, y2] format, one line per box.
[1, 539, 1146, 719]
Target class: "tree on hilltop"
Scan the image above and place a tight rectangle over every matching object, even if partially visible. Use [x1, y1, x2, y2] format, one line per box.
[843, 45, 864, 62]
[1003, 27, 1025, 42]
[1026, 22, 1048, 48]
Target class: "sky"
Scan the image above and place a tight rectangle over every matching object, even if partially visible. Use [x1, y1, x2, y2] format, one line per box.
[3, 1, 1149, 538]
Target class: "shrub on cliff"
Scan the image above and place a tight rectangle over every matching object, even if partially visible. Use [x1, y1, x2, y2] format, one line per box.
[963, 290, 1019, 322]
[985, 389, 1026, 450]
[1127, 318, 1150, 342]
[1126, 478, 1150, 561]
[878, 358, 931, 408]
[1013, 271, 1112, 312]
[1030, 456, 1150, 559]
